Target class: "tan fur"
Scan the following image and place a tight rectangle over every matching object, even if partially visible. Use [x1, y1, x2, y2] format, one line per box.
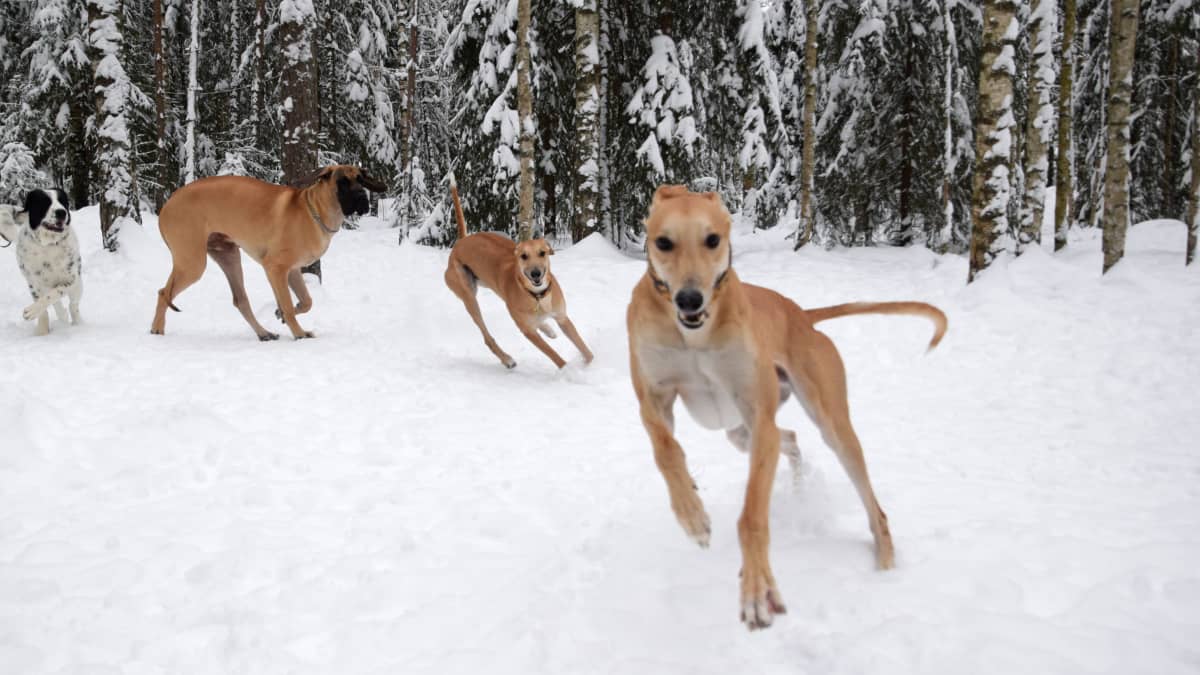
[150, 165, 382, 340]
[443, 180, 593, 369]
[626, 185, 947, 630]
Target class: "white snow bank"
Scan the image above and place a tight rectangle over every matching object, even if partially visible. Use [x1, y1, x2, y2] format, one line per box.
[0, 208, 1197, 674]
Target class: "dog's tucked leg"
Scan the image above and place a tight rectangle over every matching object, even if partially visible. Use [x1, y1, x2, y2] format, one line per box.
[519, 324, 567, 369]
[266, 264, 312, 339]
[24, 287, 66, 322]
[538, 321, 557, 339]
[633, 369, 711, 547]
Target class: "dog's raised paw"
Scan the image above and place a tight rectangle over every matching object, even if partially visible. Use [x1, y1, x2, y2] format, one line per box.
[671, 488, 711, 548]
[22, 305, 41, 321]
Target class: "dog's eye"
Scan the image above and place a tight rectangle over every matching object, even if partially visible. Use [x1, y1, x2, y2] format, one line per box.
[705, 233, 720, 249]
[538, 251, 545, 258]
[654, 237, 674, 252]
[520, 253, 528, 260]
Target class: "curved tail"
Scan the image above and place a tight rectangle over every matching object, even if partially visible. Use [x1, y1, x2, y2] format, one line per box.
[449, 172, 467, 240]
[806, 302, 947, 351]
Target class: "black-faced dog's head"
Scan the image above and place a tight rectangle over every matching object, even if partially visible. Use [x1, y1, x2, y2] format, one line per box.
[297, 165, 387, 217]
[23, 189, 71, 233]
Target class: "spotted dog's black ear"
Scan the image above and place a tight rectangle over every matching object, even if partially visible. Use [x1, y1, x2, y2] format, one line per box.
[56, 189, 70, 212]
[23, 190, 50, 231]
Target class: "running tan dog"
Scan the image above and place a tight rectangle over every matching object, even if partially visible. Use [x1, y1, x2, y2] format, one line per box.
[443, 174, 593, 369]
[150, 166, 385, 340]
[627, 185, 946, 630]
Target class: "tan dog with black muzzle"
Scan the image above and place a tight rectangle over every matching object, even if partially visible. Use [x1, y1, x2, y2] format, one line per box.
[443, 174, 594, 369]
[150, 165, 385, 340]
[626, 185, 947, 630]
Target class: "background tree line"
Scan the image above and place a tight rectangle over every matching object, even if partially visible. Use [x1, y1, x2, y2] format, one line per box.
[0, 0, 1196, 279]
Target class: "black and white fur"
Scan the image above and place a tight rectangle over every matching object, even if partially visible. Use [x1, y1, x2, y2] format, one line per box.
[4, 189, 82, 335]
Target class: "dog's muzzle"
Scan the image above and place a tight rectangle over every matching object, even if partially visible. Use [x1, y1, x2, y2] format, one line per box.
[674, 288, 708, 330]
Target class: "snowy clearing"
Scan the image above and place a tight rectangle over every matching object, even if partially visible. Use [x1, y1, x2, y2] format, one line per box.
[1, 210, 1198, 674]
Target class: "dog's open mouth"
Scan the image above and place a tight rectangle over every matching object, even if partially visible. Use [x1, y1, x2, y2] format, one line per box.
[43, 221, 66, 232]
[677, 310, 708, 329]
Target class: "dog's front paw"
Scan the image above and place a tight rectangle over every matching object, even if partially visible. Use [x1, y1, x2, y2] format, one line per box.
[293, 331, 315, 340]
[258, 331, 280, 341]
[670, 487, 711, 548]
[22, 304, 42, 321]
[740, 566, 786, 631]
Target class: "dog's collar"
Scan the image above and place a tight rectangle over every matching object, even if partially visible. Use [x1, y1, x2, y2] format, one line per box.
[305, 192, 340, 235]
[644, 246, 733, 297]
[527, 279, 553, 302]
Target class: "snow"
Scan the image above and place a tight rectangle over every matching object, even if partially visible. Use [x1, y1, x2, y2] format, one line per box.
[0, 206, 1198, 673]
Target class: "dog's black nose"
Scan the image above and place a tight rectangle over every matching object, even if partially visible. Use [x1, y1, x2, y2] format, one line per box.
[54, 209, 66, 220]
[674, 288, 704, 313]
[530, 269, 543, 279]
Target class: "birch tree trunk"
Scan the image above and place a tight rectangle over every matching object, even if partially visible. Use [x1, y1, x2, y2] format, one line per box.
[1054, 0, 1076, 251]
[793, 0, 818, 250]
[184, 0, 199, 184]
[1019, 0, 1054, 251]
[937, 0, 958, 251]
[515, 0, 535, 241]
[1187, 35, 1199, 266]
[572, 0, 600, 243]
[1100, 0, 1139, 274]
[968, 0, 1019, 283]
[152, 0, 166, 207]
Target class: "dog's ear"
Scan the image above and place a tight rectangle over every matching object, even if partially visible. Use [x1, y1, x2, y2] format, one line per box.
[356, 170, 387, 193]
[291, 166, 336, 189]
[651, 184, 689, 207]
[56, 189, 70, 211]
[546, 242, 555, 255]
[23, 190, 49, 230]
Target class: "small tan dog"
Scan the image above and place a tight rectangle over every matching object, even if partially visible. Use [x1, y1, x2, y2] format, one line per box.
[627, 185, 946, 630]
[443, 174, 593, 369]
[150, 165, 385, 340]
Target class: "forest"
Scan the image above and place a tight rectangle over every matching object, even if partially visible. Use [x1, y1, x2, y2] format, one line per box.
[0, 0, 1197, 279]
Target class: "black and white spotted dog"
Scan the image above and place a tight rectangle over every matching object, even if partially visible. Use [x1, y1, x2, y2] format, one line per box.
[0, 189, 82, 335]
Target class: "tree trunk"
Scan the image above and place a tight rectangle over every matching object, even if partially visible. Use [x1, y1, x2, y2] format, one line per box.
[572, 0, 600, 243]
[793, 0, 818, 250]
[88, 0, 135, 252]
[937, 0, 958, 251]
[1186, 36, 1199, 266]
[515, 0, 535, 241]
[1100, 0, 1139, 274]
[279, 1, 322, 279]
[1054, 0, 1076, 251]
[1161, 32, 1180, 218]
[968, 0, 1019, 283]
[400, 0, 417, 237]
[252, 0, 266, 147]
[152, 0, 166, 207]
[184, 0, 199, 184]
[1019, 0, 1054, 252]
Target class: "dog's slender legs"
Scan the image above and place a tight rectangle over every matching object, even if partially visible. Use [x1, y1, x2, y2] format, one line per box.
[152, 261, 205, 334]
[555, 316, 594, 364]
[66, 282, 81, 325]
[444, 265, 516, 368]
[514, 315, 567, 368]
[632, 359, 711, 547]
[265, 263, 311, 339]
[208, 245, 278, 341]
[790, 333, 894, 570]
[736, 374, 787, 630]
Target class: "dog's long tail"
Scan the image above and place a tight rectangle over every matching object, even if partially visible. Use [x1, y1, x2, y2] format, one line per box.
[449, 172, 467, 240]
[806, 302, 947, 351]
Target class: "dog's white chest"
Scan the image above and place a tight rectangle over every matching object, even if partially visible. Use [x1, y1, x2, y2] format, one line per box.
[638, 343, 751, 431]
[17, 228, 80, 291]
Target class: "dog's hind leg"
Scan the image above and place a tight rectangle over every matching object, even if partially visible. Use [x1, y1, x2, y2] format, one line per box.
[51, 300, 68, 323]
[445, 263, 515, 368]
[786, 332, 893, 570]
[208, 239, 278, 341]
[152, 257, 205, 335]
[727, 426, 802, 484]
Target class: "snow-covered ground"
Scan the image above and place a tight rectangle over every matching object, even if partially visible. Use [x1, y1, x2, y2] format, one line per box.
[1, 205, 1197, 674]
